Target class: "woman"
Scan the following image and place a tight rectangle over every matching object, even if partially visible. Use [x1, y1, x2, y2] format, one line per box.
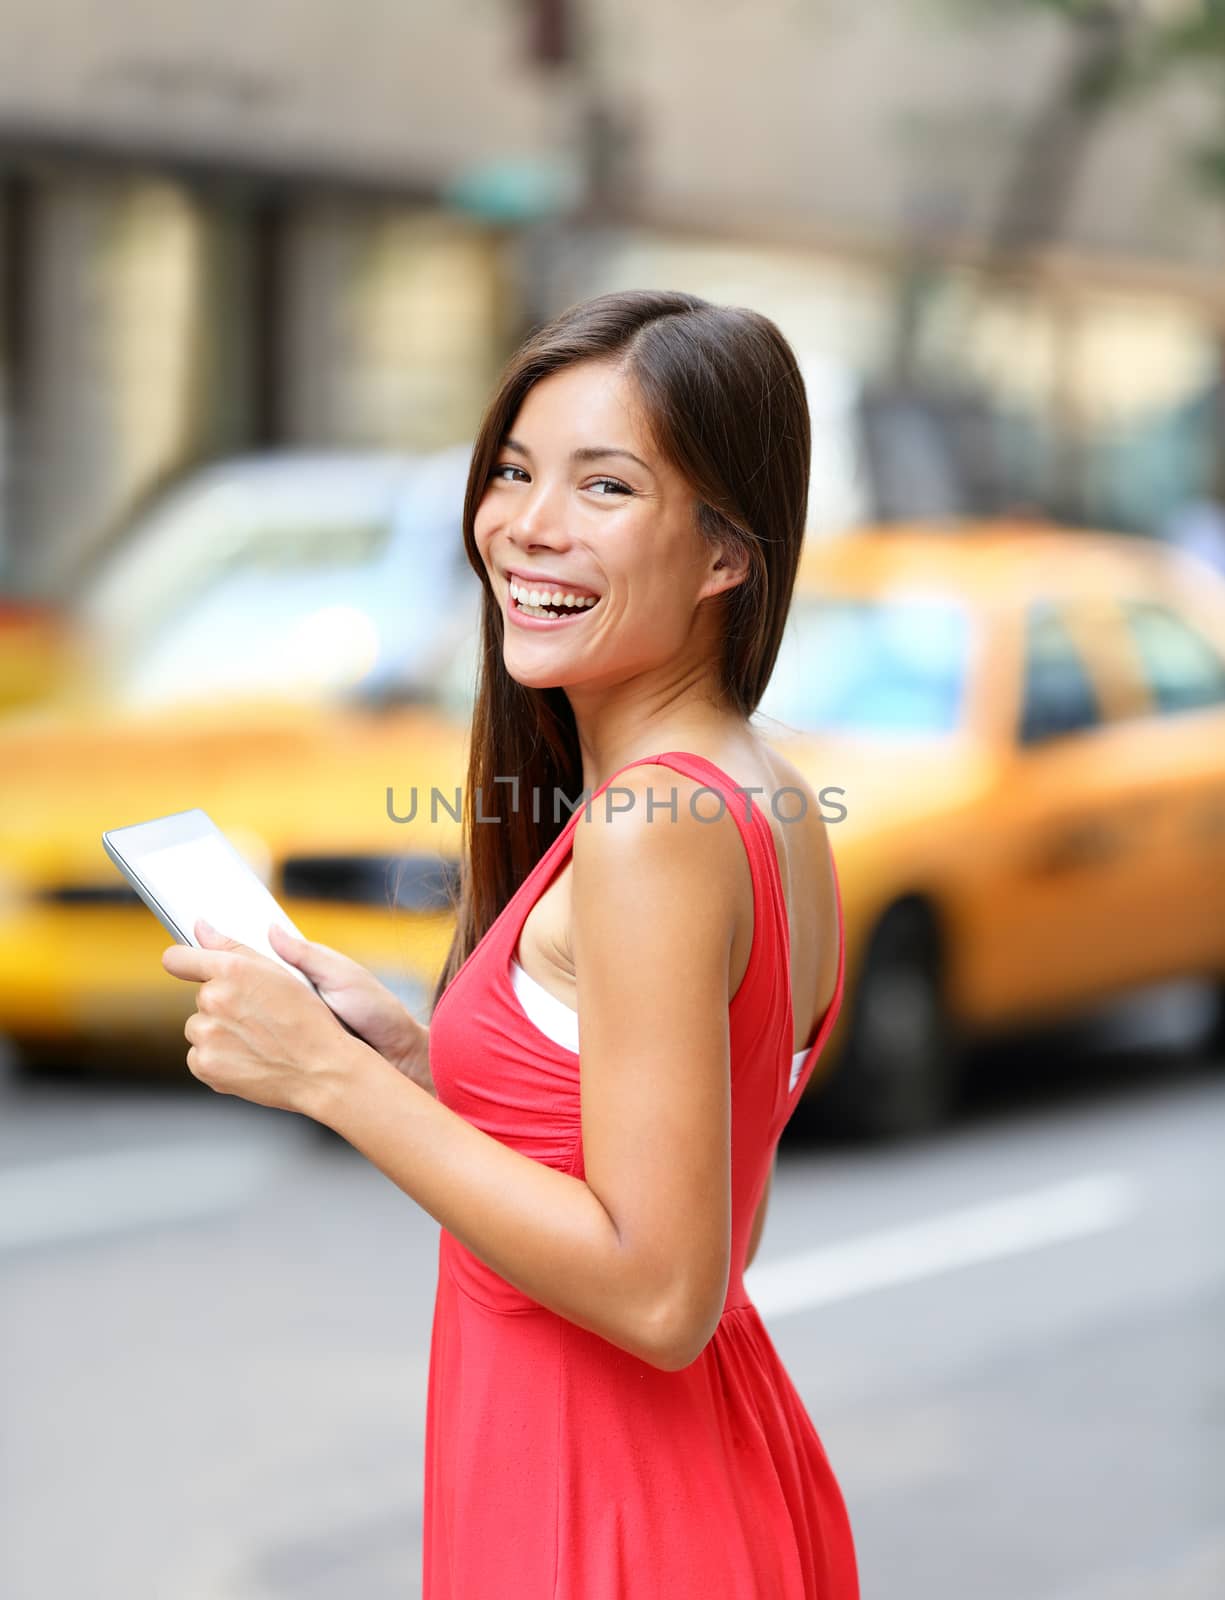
[163, 289, 858, 1597]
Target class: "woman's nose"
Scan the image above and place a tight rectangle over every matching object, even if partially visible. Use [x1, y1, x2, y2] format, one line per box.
[508, 481, 572, 550]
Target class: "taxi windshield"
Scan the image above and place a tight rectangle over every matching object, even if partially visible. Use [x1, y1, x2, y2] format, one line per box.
[760, 595, 971, 734]
[69, 459, 475, 711]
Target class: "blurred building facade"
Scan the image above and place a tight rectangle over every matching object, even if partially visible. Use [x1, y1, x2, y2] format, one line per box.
[1, 0, 1223, 595]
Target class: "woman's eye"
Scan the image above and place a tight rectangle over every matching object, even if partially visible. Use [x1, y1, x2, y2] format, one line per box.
[488, 465, 630, 495]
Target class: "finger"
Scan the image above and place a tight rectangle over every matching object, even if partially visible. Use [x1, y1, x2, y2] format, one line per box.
[268, 923, 339, 978]
[267, 922, 308, 962]
[185, 1042, 215, 1089]
[162, 945, 224, 982]
[195, 918, 255, 957]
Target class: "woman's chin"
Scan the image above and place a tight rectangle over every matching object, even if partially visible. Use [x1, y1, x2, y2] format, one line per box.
[502, 650, 577, 692]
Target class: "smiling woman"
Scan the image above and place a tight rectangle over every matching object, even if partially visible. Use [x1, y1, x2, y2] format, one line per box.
[395, 290, 856, 1597]
[163, 289, 856, 1600]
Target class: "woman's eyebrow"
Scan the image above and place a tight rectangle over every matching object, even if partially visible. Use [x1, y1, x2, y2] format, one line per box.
[503, 436, 654, 475]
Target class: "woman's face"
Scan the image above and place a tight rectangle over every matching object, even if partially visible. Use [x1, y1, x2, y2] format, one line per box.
[473, 358, 740, 694]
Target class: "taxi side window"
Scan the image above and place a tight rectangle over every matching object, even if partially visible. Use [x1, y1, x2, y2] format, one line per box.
[1018, 602, 1101, 744]
[1121, 602, 1225, 715]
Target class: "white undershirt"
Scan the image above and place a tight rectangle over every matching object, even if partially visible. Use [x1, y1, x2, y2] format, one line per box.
[510, 959, 812, 1089]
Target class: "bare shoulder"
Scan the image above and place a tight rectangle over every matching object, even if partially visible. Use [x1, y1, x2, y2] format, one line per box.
[758, 741, 820, 808]
[756, 742, 832, 845]
[570, 764, 749, 899]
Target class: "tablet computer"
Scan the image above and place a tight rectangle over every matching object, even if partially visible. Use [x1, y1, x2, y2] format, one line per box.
[102, 807, 320, 995]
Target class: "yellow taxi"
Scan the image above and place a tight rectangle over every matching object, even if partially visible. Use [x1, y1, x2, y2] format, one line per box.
[0, 695, 469, 1071]
[0, 447, 479, 1073]
[762, 521, 1225, 1138]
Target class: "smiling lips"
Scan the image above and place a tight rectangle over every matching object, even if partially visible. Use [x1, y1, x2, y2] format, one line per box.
[507, 573, 601, 621]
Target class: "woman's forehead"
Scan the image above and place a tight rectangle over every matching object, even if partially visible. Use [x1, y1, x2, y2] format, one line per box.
[511, 361, 650, 447]
[505, 375, 686, 501]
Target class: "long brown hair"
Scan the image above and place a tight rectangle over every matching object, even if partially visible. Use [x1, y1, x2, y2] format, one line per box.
[432, 289, 812, 1007]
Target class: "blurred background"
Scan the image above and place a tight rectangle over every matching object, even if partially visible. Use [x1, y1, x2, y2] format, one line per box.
[1, 1, 1223, 1596]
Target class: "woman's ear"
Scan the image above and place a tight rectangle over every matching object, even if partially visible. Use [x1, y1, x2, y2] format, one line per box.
[699, 541, 752, 602]
[693, 503, 752, 601]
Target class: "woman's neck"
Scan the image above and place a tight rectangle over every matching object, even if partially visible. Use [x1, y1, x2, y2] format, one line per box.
[572, 704, 754, 806]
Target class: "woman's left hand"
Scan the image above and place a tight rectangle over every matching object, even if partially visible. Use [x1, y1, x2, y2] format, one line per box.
[162, 917, 367, 1118]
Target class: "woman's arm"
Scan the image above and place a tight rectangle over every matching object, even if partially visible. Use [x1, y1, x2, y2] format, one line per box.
[313, 770, 747, 1373]
[316, 1052, 663, 1346]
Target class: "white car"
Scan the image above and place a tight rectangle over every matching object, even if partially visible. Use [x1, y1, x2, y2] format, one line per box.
[71, 445, 480, 713]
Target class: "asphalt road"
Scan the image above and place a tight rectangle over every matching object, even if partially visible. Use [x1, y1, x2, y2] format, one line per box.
[1, 989, 1222, 1600]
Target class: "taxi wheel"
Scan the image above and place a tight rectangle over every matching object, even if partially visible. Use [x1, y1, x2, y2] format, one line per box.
[810, 899, 961, 1141]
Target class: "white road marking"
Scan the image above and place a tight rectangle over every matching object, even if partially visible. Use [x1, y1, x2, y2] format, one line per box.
[745, 1172, 1140, 1318]
[0, 1139, 300, 1253]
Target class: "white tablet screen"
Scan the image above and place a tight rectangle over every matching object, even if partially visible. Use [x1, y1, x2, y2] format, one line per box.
[140, 830, 311, 987]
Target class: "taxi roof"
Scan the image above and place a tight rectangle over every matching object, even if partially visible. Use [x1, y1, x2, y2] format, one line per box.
[793, 520, 1209, 607]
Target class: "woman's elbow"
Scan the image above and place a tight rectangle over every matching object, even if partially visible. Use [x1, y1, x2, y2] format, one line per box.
[641, 1285, 725, 1373]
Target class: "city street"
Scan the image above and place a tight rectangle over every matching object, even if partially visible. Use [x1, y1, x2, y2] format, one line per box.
[1, 996, 1222, 1600]
[4, 5, 1225, 1598]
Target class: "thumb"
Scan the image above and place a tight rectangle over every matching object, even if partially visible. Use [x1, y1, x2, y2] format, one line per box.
[268, 921, 323, 974]
[268, 925, 356, 995]
[195, 917, 252, 954]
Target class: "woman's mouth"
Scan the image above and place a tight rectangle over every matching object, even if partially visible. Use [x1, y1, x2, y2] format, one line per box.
[507, 576, 601, 623]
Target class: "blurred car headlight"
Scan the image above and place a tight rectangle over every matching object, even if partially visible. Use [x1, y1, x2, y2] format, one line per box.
[280, 853, 460, 912]
[287, 606, 381, 690]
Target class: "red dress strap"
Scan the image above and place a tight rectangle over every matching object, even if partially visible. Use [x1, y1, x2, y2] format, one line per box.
[786, 849, 845, 1111]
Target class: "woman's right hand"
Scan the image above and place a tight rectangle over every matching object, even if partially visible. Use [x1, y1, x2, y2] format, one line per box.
[267, 923, 435, 1098]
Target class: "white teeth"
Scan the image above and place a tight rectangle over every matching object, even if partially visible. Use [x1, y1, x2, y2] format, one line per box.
[509, 579, 600, 612]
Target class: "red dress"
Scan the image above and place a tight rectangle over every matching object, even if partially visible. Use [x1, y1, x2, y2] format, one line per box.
[422, 751, 858, 1599]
